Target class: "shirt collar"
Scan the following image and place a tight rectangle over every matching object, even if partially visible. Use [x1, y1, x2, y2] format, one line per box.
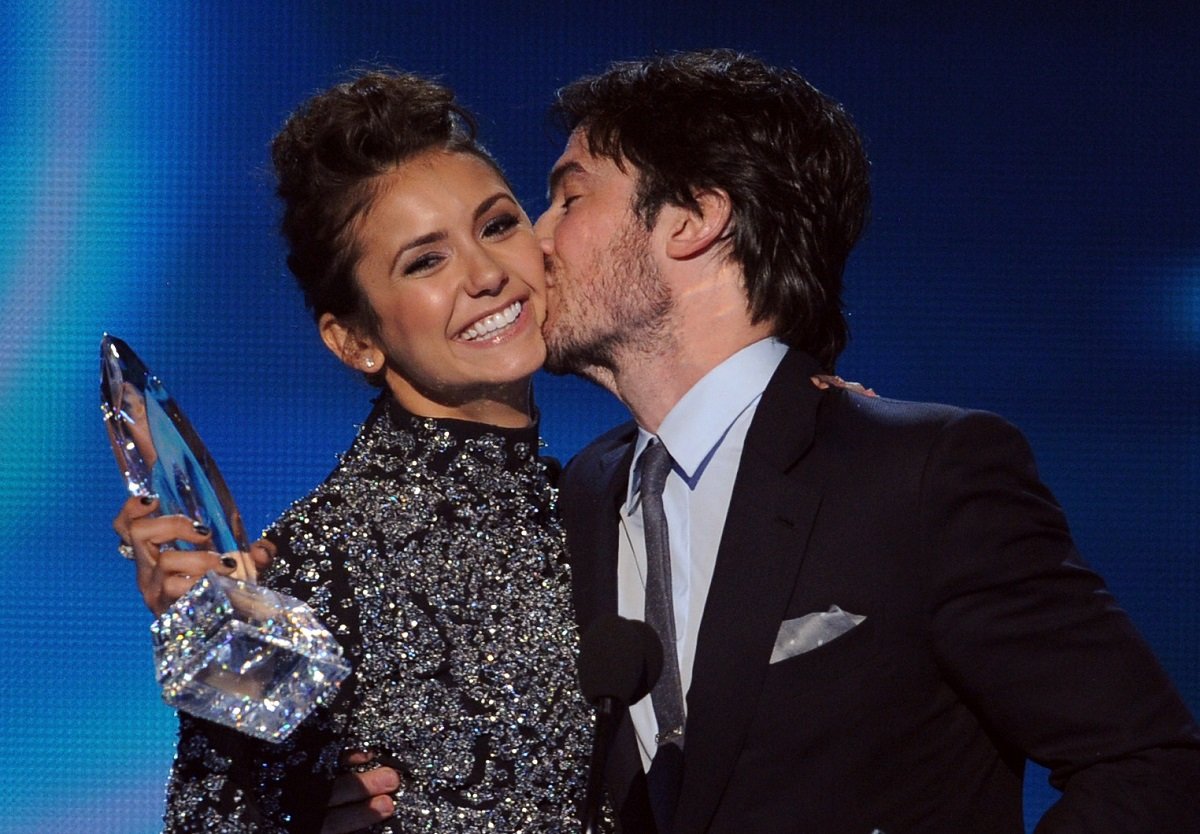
[627, 338, 788, 505]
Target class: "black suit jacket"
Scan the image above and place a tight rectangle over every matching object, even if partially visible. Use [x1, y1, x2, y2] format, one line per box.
[560, 349, 1200, 833]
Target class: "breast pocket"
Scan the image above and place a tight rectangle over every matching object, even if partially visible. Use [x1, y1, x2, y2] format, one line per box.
[764, 614, 883, 683]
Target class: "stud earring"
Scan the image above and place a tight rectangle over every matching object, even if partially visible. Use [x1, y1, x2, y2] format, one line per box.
[364, 357, 376, 369]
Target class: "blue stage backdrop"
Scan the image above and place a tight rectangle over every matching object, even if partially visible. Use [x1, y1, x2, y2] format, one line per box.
[1, 3, 1196, 832]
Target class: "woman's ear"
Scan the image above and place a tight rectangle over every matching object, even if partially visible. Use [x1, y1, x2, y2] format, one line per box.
[319, 312, 381, 373]
[662, 188, 732, 260]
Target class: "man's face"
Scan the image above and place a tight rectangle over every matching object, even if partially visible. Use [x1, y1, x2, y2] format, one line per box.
[533, 131, 670, 376]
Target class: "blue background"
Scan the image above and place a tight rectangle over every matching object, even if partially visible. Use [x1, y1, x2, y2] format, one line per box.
[1, 3, 1196, 831]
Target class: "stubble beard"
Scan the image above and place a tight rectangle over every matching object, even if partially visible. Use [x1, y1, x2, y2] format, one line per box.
[543, 218, 672, 379]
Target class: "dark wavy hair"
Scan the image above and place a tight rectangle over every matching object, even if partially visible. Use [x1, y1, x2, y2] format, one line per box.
[551, 49, 870, 371]
[271, 70, 505, 342]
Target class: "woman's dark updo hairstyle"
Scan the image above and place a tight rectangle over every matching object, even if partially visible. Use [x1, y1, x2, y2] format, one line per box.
[271, 70, 505, 341]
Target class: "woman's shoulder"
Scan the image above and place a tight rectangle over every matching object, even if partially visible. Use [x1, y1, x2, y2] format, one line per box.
[262, 398, 395, 558]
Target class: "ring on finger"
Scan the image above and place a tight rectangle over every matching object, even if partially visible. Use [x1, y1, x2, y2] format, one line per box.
[117, 542, 136, 560]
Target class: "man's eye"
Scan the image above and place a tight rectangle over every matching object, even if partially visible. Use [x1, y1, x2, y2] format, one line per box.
[560, 195, 580, 211]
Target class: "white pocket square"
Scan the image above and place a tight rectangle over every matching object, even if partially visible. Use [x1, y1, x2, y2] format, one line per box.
[770, 605, 866, 664]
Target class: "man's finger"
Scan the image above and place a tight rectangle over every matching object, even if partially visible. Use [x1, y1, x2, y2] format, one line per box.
[320, 793, 395, 834]
[327, 766, 400, 805]
[339, 750, 375, 768]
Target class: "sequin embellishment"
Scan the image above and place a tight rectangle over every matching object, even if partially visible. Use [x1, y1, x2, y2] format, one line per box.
[160, 397, 598, 833]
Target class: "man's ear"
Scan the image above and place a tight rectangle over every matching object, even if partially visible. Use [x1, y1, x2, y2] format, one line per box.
[662, 188, 732, 260]
[319, 312, 382, 374]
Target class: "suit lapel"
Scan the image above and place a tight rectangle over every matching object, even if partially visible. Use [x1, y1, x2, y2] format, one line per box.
[565, 434, 655, 830]
[568, 440, 632, 630]
[674, 350, 825, 834]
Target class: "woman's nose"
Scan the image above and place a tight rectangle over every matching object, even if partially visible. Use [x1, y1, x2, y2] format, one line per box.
[465, 249, 507, 296]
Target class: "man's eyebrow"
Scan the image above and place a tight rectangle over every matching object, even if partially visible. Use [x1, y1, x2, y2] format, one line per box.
[547, 161, 585, 200]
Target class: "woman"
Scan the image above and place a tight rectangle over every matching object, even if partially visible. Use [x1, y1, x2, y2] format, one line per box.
[116, 70, 597, 833]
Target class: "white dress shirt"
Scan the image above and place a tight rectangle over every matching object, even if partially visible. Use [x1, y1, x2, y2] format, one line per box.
[618, 337, 789, 769]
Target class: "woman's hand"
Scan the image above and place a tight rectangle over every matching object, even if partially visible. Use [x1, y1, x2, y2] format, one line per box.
[113, 496, 275, 616]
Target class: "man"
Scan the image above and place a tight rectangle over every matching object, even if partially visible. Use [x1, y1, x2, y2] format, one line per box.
[534, 49, 1200, 832]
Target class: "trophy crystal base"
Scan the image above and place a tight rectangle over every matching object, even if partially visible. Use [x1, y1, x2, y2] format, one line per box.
[152, 571, 351, 742]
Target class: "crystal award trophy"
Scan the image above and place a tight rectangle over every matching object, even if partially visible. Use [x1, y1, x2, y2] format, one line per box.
[100, 334, 351, 741]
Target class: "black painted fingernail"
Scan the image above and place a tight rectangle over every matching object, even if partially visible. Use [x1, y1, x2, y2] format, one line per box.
[140, 495, 155, 505]
[193, 522, 211, 535]
[220, 556, 238, 569]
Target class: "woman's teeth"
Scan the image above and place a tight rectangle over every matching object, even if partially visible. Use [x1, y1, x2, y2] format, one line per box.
[459, 301, 522, 341]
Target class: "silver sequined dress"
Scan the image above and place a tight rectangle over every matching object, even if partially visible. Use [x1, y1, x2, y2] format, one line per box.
[161, 395, 598, 833]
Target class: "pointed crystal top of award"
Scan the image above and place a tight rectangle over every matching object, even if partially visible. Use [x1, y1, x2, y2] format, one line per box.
[100, 334, 248, 555]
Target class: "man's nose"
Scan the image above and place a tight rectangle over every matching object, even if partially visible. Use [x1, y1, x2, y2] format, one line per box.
[532, 210, 555, 253]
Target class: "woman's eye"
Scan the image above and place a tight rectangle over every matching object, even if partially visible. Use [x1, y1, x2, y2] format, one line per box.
[403, 253, 442, 275]
[482, 213, 520, 238]
[560, 195, 579, 211]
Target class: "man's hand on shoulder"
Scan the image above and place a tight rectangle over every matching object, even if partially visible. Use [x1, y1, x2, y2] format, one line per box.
[811, 374, 877, 397]
[323, 751, 401, 834]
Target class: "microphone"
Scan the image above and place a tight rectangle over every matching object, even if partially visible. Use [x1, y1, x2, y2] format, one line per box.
[579, 614, 663, 834]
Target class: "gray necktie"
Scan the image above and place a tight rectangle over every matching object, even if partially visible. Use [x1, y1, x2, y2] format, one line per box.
[640, 439, 686, 749]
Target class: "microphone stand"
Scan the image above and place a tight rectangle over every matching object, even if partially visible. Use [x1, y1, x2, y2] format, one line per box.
[582, 696, 618, 834]
[577, 614, 661, 834]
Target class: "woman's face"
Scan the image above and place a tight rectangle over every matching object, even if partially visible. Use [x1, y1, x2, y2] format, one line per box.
[338, 150, 547, 423]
